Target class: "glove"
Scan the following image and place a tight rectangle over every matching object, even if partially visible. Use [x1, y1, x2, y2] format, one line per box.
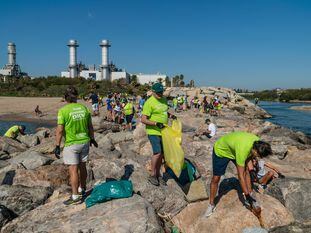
[245, 193, 257, 208]
[171, 115, 177, 120]
[156, 122, 165, 129]
[249, 170, 258, 183]
[54, 146, 61, 159]
[90, 138, 98, 148]
[278, 172, 285, 179]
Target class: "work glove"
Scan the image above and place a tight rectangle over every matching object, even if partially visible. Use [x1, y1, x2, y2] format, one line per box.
[245, 193, 257, 208]
[249, 170, 258, 183]
[277, 172, 285, 179]
[90, 138, 98, 148]
[156, 122, 165, 129]
[54, 146, 61, 159]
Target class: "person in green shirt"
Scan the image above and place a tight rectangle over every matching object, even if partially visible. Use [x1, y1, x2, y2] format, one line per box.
[141, 82, 176, 186]
[123, 98, 134, 131]
[4, 125, 26, 139]
[205, 131, 272, 217]
[172, 97, 178, 112]
[54, 86, 98, 206]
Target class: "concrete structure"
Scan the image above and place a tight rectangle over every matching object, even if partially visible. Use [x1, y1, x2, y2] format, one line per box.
[0, 42, 26, 78]
[136, 73, 167, 86]
[111, 71, 130, 83]
[99, 40, 111, 81]
[68, 40, 79, 78]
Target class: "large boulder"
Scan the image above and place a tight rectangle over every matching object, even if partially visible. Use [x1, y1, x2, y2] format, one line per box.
[9, 150, 53, 170]
[16, 134, 40, 147]
[265, 177, 311, 222]
[30, 137, 56, 154]
[2, 195, 163, 233]
[269, 222, 311, 233]
[0, 137, 27, 155]
[12, 164, 69, 188]
[172, 190, 294, 233]
[0, 185, 53, 216]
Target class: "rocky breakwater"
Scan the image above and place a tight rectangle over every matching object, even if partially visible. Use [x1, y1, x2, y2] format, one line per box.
[0, 87, 310, 233]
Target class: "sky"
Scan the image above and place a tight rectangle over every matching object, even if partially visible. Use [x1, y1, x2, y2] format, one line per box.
[0, 0, 310, 90]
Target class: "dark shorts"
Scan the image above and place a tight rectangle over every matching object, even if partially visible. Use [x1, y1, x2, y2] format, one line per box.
[212, 150, 236, 176]
[148, 135, 163, 155]
[125, 114, 134, 124]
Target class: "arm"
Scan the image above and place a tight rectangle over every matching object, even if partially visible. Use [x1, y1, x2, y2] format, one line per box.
[265, 162, 279, 173]
[88, 120, 95, 140]
[55, 125, 64, 146]
[237, 165, 251, 195]
[141, 114, 156, 126]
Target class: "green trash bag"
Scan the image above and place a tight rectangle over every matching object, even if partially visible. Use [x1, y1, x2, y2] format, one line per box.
[85, 180, 133, 208]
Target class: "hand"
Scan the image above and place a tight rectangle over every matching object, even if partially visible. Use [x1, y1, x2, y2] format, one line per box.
[278, 172, 285, 179]
[156, 122, 165, 129]
[245, 193, 257, 208]
[54, 146, 61, 159]
[90, 138, 98, 148]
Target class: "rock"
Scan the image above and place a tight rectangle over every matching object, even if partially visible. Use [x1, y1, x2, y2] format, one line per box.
[0, 164, 19, 185]
[265, 177, 311, 222]
[269, 222, 311, 233]
[16, 135, 40, 147]
[0, 185, 53, 216]
[172, 190, 294, 233]
[9, 150, 53, 170]
[34, 128, 51, 140]
[231, 105, 246, 114]
[0, 160, 9, 169]
[31, 137, 56, 154]
[271, 145, 288, 160]
[183, 179, 209, 202]
[242, 227, 268, 233]
[12, 164, 69, 188]
[107, 131, 134, 145]
[92, 117, 112, 132]
[0, 205, 18, 230]
[0, 137, 27, 155]
[2, 195, 163, 233]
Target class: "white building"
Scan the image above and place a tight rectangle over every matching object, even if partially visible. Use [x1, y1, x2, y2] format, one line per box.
[111, 71, 130, 83]
[136, 73, 167, 86]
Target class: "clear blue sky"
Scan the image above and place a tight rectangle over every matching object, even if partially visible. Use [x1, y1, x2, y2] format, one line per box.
[0, 0, 310, 90]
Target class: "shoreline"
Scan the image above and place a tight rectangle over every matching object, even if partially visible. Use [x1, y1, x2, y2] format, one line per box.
[0, 113, 56, 126]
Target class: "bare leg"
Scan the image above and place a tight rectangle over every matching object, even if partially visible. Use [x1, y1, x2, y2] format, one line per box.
[259, 171, 274, 185]
[151, 153, 162, 177]
[69, 165, 79, 195]
[209, 175, 221, 205]
[79, 162, 87, 190]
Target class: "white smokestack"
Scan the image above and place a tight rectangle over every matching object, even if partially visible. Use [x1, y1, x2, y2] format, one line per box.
[8, 42, 16, 66]
[99, 39, 111, 81]
[67, 39, 79, 78]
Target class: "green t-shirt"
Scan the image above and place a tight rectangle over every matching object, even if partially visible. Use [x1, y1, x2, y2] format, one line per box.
[4, 125, 19, 138]
[57, 103, 91, 147]
[142, 95, 168, 136]
[124, 102, 133, 116]
[214, 131, 260, 167]
[173, 98, 178, 106]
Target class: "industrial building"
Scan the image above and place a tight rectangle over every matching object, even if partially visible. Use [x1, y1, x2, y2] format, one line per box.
[0, 42, 27, 78]
[61, 39, 166, 85]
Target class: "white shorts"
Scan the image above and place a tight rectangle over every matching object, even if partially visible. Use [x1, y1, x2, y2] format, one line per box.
[63, 143, 90, 165]
[92, 103, 99, 111]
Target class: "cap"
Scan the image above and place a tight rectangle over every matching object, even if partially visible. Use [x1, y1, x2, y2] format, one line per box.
[151, 83, 164, 94]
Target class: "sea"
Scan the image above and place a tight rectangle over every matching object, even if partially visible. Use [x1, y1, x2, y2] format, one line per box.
[0, 120, 55, 136]
[259, 101, 311, 136]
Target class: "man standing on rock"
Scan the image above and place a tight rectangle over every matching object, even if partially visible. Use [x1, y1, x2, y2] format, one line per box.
[141, 82, 176, 186]
[54, 86, 98, 205]
[205, 131, 272, 217]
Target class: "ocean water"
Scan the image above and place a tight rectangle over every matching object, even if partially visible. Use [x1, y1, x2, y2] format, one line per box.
[259, 101, 311, 136]
[0, 120, 54, 136]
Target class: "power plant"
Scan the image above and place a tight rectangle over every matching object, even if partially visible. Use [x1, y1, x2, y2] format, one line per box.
[0, 42, 27, 78]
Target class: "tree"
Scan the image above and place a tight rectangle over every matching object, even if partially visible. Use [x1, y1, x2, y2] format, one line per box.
[130, 75, 138, 84]
[165, 76, 171, 87]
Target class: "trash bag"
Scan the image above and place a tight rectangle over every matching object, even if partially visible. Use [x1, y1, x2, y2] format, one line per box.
[162, 119, 185, 177]
[166, 159, 198, 186]
[85, 180, 133, 208]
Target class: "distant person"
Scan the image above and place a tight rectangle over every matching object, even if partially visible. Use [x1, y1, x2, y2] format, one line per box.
[249, 158, 284, 189]
[138, 95, 146, 116]
[89, 92, 99, 116]
[106, 94, 113, 121]
[4, 125, 26, 139]
[254, 98, 259, 105]
[141, 83, 176, 186]
[173, 97, 178, 112]
[54, 86, 98, 206]
[204, 131, 272, 217]
[123, 99, 134, 130]
[194, 119, 216, 139]
[35, 105, 42, 117]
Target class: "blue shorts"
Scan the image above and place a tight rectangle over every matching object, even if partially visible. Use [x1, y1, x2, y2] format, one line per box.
[212, 149, 236, 176]
[148, 135, 163, 155]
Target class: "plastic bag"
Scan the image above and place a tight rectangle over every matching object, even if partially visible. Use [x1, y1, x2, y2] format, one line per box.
[162, 119, 185, 177]
[85, 180, 133, 208]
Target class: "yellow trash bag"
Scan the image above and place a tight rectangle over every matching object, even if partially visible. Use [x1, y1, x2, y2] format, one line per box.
[162, 119, 185, 177]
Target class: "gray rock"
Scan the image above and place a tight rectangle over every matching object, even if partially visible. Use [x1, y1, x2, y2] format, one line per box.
[265, 177, 311, 222]
[0, 205, 17, 230]
[9, 151, 53, 170]
[2, 195, 163, 233]
[34, 128, 50, 140]
[271, 144, 288, 160]
[269, 222, 311, 233]
[0, 137, 27, 155]
[0, 185, 53, 216]
[243, 227, 268, 233]
[107, 131, 134, 145]
[16, 135, 40, 147]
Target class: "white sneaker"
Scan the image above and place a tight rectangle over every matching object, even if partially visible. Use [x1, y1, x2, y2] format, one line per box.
[204, 204, 216, 217]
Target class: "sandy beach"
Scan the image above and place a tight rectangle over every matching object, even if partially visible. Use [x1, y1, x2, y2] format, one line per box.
[290, 105, 311, 111]
[0, 97, 98, 123]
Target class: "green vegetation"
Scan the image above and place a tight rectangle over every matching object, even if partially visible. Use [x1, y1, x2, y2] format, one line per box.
[0, 76, 150, 97]
[251, 88, 311, 102]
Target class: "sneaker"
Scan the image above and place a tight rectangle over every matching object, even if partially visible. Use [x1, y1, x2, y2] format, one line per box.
[63, 196, 82, 206]
[158, 176, 167, 186]
[148, 175, 159, 186]
[78, 190, 87, 199]
[204, 204, 216, 217]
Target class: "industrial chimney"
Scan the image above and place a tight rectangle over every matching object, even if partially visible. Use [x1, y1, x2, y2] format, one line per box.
[67, 40, 79, 78]
[7, 42, 16, 66]
[99, 39, 111, 81]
